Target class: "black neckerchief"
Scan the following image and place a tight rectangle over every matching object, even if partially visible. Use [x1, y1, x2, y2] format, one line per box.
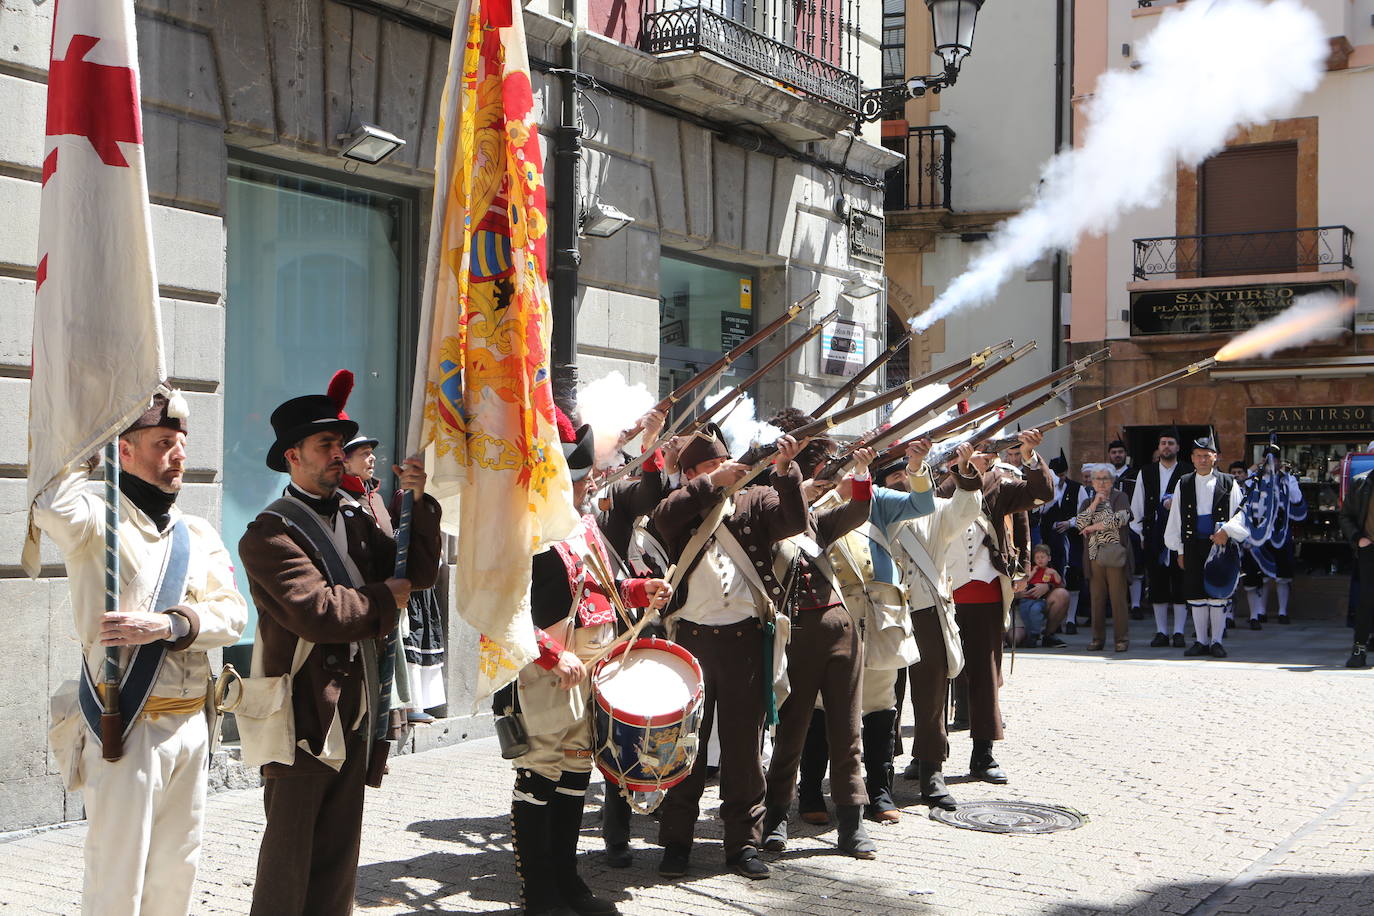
[287, 482, 341, 519]
[119, 471, 178, 532]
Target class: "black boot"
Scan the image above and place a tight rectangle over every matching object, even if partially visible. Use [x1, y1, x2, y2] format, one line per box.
[513, 770, 577, 916]
[949, 679, 970, 731]
[1347, 644, 1368, 669]
[917, 761, 958, 811]
[861, 708, 899, 822]
[835, 805, 877, 859]
[969, 739, 1008, 784]
[797, 709, 830, 824]
[549, 771, 618, 916]
[600, 787, 633, 868]
[761, 806, 789, 852]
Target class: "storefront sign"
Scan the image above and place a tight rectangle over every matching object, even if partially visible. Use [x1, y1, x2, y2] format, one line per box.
[1247, 405, 1374, 435]
[821, 318, 865, 377]
[721, 313, 751, 351]
[1129, 279, 1351, 337]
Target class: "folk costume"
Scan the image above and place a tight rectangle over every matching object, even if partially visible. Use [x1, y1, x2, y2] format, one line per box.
[1131, 455, 1189, 645]
[1039, 456, 1088, 623]
[36, 393, 247, 916]
[1238, 456, 1304, 626]
[937, 450, 1054, 783]
[793, 460, 941, 825]
[508, 420, 656, 916]
[238, 386, 442, 916]
[1164, 440, 1247, 659]
[1339, 467, 1374, 667]
[760, 470, 876, 857]
[651, 426, 807, 879]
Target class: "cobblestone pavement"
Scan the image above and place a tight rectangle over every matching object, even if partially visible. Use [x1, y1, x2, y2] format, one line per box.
[4, 615, 1374, 915]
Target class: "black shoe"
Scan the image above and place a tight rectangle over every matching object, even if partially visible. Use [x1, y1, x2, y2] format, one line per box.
[1041, 634, 1068, 648]
[761, 809, 788, 852]
[1063, 621, 1078, 635]
[901, 758, 921, 780]
[835, 805, 877, 859]
[1172, 633, 1187, 648]
[658, 844, 690, 878]
[1150, 631, 1170, 648]
[1249, 618, 1262, 631]
[1016, 634, 1040, 648]
[604, 843, 632, 869]
[918, 762, 958, 811]
[1210, 642, 1228, 659]
[561, 885, 619, 916]
[949, 716, 969, 732]
[1257, 613, 1268, 623]
[727, 847, 770, 880]
[1184, 641, 1210, 657]
[969, 740, 1009, 784]
[1130, 607, 1146, 620]
[1278, 615, 1290, 625]
[1347, 646, 1367, 669]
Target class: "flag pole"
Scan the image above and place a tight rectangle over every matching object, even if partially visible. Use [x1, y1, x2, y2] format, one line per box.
[100, 441, 123, 761]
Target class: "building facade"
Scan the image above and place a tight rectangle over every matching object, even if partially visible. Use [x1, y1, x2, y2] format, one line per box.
[0, 0, 894, 831]
[1068, 0, 1374, 575]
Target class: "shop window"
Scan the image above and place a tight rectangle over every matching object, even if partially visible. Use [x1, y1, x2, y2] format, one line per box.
[659, 253, 757, 410]
[224, 158, 414, 642]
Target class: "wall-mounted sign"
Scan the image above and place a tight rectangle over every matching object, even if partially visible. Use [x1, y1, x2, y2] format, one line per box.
[1247, 405, 1374, 436]
[739, 279, 753, 311]
[821, 318, 865, 377]
[1129, 279, 1351, 337]
[721, 313, 751, 352]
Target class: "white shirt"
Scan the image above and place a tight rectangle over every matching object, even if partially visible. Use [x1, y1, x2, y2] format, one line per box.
[1163, 469, 1248, 554]
[675, 532, 760, 626]
[1130, 461, 1180, 537]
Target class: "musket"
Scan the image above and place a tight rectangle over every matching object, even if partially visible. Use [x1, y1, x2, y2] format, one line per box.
[814, 331, 910, 416]
[684, 308, 840, 433]
[981, 357, 1219, 454]
[619, 290, 819, 443]
[918, 375, 1085, 469]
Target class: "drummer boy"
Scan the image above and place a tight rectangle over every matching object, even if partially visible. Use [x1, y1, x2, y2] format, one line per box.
[502, 412, 672, 916]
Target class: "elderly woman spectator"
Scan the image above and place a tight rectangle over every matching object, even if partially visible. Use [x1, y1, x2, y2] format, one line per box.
[1077, 467, 1134, 652]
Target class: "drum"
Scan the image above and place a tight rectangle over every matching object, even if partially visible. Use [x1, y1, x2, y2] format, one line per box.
[592, 637, 703, 798]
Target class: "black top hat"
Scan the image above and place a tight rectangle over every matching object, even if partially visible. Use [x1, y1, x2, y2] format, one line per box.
[1192, 436, 1219, 453]
[564, 423, 595, 481]
[266, 395, 359, 472]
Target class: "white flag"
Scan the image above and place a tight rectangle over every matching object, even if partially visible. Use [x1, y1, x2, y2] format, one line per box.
[23, 0, 165, 575]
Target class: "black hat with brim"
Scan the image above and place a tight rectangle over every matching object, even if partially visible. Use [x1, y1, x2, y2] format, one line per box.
[564, 423, 595, 481]
[266, 394, 359, 472]
[1193, 436, 1219, 453]
[345, 434, 381, 454]
[876, 459, 909, 484]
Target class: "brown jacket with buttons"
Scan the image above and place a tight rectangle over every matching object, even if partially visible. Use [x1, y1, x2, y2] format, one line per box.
[237, 492, 442, 779]
[936, 459, 1055, 580]
[652, 463, 808, 612]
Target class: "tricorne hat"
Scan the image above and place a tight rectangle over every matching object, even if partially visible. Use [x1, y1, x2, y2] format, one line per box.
[265, 370, 360, 472]
[556, 406, 595, 482]
[123, 389, 189, 436]
[678, 423, 730, 472]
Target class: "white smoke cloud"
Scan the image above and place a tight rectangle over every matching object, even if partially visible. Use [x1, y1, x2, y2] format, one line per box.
[575, 371, 655, 467]
[706, 390, 784, 458]
[887, 382, 960, 436]
[912, 0, 1327, 332]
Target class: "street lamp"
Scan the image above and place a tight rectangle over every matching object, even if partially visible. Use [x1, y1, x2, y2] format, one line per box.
[858, 0, 985, 123]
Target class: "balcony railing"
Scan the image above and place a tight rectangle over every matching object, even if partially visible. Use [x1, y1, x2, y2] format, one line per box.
[640, 1, 862, 113]
[1132, 226, 1354, 280]
[884, 125, 955, 212]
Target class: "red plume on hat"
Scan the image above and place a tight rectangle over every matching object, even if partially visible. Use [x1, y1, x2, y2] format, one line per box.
[957, 398, 970, 415]
[327, 370, 354, 420]
[555, 406, 577, 444]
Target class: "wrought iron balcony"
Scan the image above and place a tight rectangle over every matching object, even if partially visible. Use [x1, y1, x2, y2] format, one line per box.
[640, 1, 862, 114]
[1132, 226, 1354, 281]
[884, 125, 955, 212]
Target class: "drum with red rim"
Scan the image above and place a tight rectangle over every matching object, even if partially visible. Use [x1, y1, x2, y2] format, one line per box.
[592, 637, 703, 795]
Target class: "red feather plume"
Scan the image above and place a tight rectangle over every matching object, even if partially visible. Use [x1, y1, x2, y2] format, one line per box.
[555, 406, 577, 444]
[327, 369, 354, 420]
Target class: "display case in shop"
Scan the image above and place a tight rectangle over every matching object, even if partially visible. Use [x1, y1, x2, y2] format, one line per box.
[1246, 438, 1364, 575]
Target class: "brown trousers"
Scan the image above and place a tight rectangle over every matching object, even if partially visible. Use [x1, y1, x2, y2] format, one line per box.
[1090, 559, 1131, 644]
[658, 619, 767, 858]
[906, 606, 951, 763]
[954, 601, 1005, 742]
[251, 738, 368, 916]
[765, 605, 866, 811]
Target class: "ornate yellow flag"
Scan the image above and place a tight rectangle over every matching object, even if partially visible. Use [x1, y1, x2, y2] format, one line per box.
[412, 0, 577, 700]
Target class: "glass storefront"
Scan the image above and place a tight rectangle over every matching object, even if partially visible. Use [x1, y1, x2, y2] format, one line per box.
[659, 252, 757, 409]
[223, 158, 414, 640]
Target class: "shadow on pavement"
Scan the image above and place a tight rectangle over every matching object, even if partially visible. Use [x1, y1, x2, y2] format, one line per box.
[1041, 870, 1374, 916]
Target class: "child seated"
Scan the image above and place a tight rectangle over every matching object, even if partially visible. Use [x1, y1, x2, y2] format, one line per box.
[1013, 544, 1064, 647]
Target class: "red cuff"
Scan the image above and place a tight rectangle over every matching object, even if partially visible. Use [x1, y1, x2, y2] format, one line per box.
[620, 579, 651, 608]
[642, 448, 664, 473]
[848, 477, 872, 501]
[534, 628, 565, 670]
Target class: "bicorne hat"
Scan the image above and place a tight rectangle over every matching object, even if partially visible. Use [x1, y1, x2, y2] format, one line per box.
[1192, 436, 1219, 453]
[123, 390, 189, 436]
[266, 370, 360, 472]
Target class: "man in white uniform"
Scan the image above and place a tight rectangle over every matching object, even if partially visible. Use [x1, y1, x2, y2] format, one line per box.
[36, 392, 247, 916]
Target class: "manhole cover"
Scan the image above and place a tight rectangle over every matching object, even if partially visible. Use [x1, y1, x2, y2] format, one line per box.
[929, 800, 1086, 834]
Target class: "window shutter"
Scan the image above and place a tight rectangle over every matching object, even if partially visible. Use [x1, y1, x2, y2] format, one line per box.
[1200, 144, 1298, 276]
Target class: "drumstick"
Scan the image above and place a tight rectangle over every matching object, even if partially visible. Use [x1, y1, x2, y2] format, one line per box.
[585, 564, 676, 671]
[584, 549, 634, 629]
